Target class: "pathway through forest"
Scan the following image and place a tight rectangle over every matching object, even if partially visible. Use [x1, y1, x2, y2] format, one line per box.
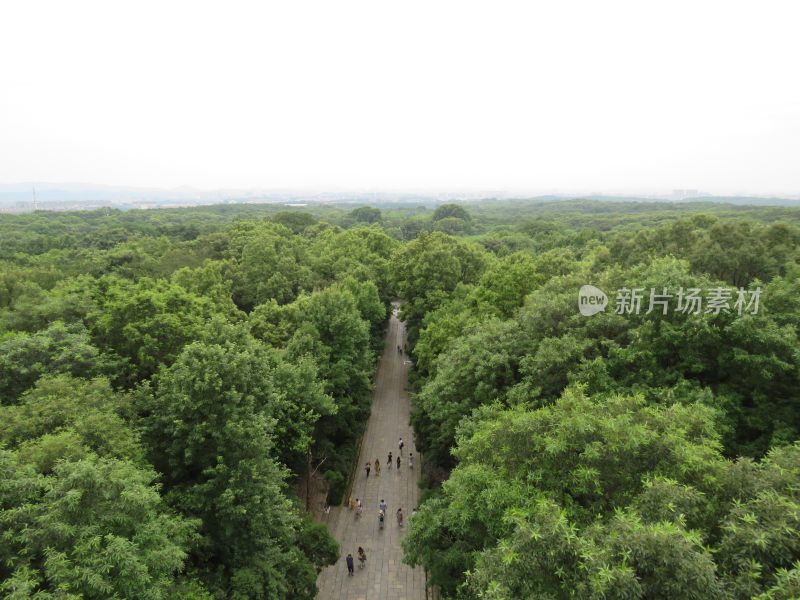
[316, 303, 425, 600]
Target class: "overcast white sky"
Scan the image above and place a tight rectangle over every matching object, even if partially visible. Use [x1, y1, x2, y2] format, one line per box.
[1, 1, 799, 195]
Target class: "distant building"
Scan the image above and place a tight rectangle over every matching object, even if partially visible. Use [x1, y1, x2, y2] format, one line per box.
[672, 189, 700, 199]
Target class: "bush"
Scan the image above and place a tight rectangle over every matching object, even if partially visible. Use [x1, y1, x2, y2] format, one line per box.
[324, 469, 346, 505]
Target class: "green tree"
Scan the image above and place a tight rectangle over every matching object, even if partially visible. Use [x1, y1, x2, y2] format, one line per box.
[347, 206, 382, 224]
[0, 321, 121, 402]
[227, 222, 312, 309]
[0, 375, 141, 471]
[271, 211, 317, 234]
[171, 260, 243, 320]
[432, 204, 472, 223]
[308, 227, 397, 303]
[141, 336, 336, 598]
[281, 284, 377, 502]
[472, 251, 542, 317]
[406, 387, 800, 599]
[0, 452, 199, 600]
[392, 232, 488, 336]
[89, 277, 220, 382]
[432, 216, 470, 235]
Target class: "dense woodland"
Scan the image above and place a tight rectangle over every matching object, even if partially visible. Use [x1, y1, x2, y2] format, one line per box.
[1, 198, 800, 599]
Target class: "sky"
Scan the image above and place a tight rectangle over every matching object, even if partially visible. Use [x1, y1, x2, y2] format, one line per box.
[1, 1, 799, 196]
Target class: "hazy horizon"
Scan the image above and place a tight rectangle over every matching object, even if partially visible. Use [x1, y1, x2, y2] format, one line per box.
[3, 180, 800, 210]
[2, 180, 799, 198]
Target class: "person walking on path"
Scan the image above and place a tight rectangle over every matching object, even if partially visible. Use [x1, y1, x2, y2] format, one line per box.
[374, 458, 380, 476]
[396, 508, 404, 527]
[358, 547, 366, 569]
[365, 462, 371, 477]
[346, 553, 354, 576]
[409, 452, 414, 468]
[378, 510, 385, 529]
[379, 499, 387, 513]
[396, 455, 401, 469]
[399, 437, 404, 454]
[387, 451, 393, 469]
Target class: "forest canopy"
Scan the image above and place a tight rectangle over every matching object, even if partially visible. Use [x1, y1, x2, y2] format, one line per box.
[1, 198, 799, 599]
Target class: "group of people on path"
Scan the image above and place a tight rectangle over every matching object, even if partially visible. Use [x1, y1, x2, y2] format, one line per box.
[348, 496, 364, 517]
[345, 547, 367, 576]
[377, 497, 406, 528]
[346, 500, 414, 576]
[344, 311, 412, 579]
[364, 437, 413, 478]
[345, 436, 416, 577]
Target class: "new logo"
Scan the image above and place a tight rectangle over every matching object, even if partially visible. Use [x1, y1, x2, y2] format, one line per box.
[578, 285, 608, 316]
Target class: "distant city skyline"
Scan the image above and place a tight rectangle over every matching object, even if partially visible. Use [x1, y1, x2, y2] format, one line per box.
[4, 180, 797, 200]
[2, 180, 798, 209]
[2, 1, 799, 195]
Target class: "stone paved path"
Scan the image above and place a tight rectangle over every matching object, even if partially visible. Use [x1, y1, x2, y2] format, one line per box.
[316, 304, 425, 600]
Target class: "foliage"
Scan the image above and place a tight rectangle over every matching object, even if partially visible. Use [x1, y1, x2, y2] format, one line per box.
[405, 389, 800, 599]
[141, 334, 336, 597]
[2, 197, 800, 598]
[225, 221, 313, 310]
[432, 204, 472, 223]
[89, 276, 223, 383]
[0, 321, 121, 403]
[347, 206, 383, 224]
[0, 452, 200, 599]
[392, 231, 489, 337]
[0, 375, 141, 471]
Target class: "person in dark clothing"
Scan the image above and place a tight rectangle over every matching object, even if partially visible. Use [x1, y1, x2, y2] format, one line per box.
[396, 455, 401, 469]
[346, 553, 354, 576]
[365, 462, 371, 477]
[387, 451, 393, 468]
